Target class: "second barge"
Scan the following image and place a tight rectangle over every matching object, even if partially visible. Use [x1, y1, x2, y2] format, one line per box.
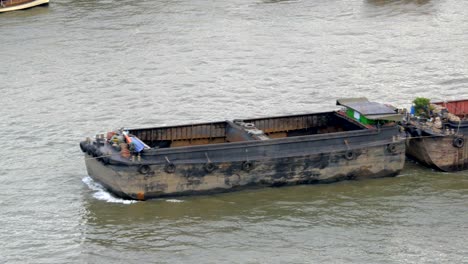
[404, 99, 468, 171]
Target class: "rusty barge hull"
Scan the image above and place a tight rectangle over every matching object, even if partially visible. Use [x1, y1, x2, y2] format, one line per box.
[405, 124, 468, 171]
[406, 135, 468, 171]
[83, 111, 405, 200]
[404, 99, 468, 172]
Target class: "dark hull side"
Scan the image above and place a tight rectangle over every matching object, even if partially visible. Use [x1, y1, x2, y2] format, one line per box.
[404, 116, 468, 172]
[405, 135, 468, 172]
[84, 127, 405, 200]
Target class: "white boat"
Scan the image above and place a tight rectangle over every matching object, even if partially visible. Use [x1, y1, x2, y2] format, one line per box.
[0, 0, 49, 13]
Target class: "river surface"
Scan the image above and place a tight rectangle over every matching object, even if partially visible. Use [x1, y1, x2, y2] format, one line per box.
[1, 0, 468, 263]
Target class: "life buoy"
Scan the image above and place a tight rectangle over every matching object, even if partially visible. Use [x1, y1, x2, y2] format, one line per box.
[387, 143, 397, 154]
[138, 165, 151, 174]
[165, 163, 176, 173]
[204, 162, 216, 173]
[453, 137, 464, 148]
[242, 161, 254, 171]
[344, 150, 355, 160]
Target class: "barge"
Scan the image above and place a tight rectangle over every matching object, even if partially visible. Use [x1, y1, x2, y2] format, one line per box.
[0, 0, 49, 13]
[80, 98, 405, 200]
[404, 99, 468, 171]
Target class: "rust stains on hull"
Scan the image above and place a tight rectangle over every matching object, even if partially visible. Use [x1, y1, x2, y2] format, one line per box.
[81, 103, 406, 200]
[85, 142, 405, 200]
[403, 98, 468, 172]
[405, 135, 468, 172]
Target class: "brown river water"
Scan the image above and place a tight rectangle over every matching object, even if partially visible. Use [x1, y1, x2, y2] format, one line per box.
[1, 0, 467, 263]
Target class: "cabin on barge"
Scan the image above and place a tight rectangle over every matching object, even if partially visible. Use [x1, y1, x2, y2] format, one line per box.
[80, 98, 405, 200]
[404, 99, 468, 172]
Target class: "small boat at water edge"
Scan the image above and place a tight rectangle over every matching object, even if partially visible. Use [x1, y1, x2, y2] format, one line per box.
[0, 0, 49, 13]
[80, 98, 405, 200]
[404, 99, 468, 172]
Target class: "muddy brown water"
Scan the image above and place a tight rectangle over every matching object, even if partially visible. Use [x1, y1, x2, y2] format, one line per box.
[1, 0, 467, 263]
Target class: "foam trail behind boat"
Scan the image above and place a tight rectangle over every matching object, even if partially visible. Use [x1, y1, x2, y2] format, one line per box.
[82, 176, 137, 204]
[165, 199, 184, 203]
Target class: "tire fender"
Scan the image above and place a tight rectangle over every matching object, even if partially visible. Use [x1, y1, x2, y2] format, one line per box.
[344, 150, 355, 160]
[204, 162, 216, 173]
[242, 161, 254, 171]
[165, 163, 176, 173]
[453, 137, 464, 148]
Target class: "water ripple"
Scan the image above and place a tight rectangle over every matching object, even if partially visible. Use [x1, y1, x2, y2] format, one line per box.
[1, 0, 468, 263]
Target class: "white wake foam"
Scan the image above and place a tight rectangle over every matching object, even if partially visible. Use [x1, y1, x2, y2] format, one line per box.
[82, 176, 137, 204]
[165, 199, 184, 203]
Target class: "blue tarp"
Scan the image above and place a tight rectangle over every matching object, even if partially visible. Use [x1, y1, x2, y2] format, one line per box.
[131, 136, 145, 152]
